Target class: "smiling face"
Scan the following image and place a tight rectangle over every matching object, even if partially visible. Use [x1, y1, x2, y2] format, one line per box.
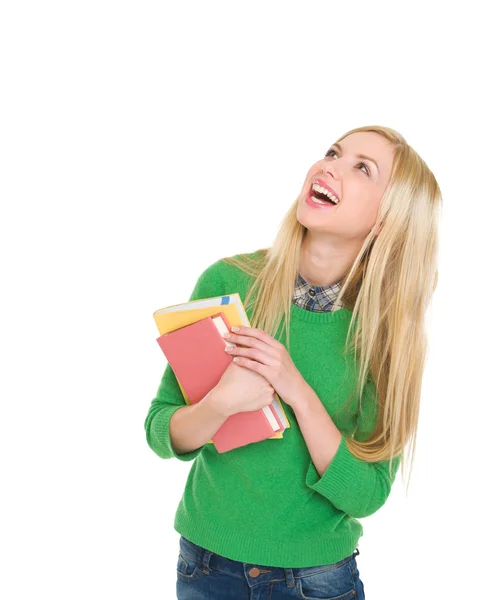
[296, 132, 395, 240]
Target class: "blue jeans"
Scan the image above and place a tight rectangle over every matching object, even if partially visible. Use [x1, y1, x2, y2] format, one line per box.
[176, 534, 366, 599]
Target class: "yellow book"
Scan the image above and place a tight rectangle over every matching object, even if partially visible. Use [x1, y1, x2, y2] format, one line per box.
[153, 293, 290, 441]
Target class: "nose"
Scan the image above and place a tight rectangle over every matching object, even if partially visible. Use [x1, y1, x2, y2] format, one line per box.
[321, 164, 339, 179]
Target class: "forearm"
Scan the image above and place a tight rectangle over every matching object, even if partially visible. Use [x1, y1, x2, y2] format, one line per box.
[292, 381, 342, 477]
[170, 389, 229, 455]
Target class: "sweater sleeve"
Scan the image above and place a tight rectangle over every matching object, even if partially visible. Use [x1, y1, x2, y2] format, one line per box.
[304, 377, 402, 518]
[143, 260, 227, 461]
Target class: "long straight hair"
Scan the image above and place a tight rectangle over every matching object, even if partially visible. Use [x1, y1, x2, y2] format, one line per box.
[222, 125, 442, 490]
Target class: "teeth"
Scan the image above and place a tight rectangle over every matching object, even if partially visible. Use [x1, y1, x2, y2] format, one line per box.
[311, 196, 329, 205]
[311, 183, 339, 204]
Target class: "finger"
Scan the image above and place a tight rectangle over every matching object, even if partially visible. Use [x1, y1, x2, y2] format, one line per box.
[232, 356, 269, 376]
[228, 326, 281, 349]
[225, 333, 274, 354]
[227, 345, 279, 367]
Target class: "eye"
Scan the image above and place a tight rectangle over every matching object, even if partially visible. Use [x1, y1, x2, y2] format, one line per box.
[325, 148, 370, 176]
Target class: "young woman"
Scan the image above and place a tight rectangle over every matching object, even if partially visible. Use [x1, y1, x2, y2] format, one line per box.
[144, 125, 442, 599]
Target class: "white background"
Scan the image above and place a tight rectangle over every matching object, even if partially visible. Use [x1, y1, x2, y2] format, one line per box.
[1, 1, 496, 598]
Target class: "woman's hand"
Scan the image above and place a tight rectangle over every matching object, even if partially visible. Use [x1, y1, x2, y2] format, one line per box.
[222, 326, 307, 409]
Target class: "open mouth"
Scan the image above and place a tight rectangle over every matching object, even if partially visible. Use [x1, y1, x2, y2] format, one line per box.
[305, 188, 337, 209]
[307, 184, 339, 207]
[311, 189, 336, 204]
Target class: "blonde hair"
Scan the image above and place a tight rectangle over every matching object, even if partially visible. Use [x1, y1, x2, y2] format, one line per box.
[221, 125, 442, 491]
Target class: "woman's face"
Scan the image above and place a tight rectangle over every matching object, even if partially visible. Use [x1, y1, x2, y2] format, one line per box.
[296, 131, 395, 240]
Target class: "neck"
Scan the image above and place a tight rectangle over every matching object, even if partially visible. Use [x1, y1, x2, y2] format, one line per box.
[299, 231, 363, 287]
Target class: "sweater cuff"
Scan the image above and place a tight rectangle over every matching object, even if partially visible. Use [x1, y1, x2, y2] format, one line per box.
[163, 405, 204, 461]
[305, 433, 358, 500]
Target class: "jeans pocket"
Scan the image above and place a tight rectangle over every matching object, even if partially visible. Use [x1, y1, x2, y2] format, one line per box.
[296, 554, 357, 600]
[176, 549, 201, 582]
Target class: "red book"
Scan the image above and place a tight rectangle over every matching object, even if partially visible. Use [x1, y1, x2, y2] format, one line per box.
[156, 311, 284, 453]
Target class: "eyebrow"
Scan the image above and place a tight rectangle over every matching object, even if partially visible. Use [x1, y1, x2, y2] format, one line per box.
[330, 142, 381, 176]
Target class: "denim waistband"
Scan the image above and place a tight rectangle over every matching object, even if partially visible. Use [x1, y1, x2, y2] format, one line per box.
[178, 535, 360, 588]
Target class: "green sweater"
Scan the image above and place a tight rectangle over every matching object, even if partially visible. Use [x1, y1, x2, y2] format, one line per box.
[144, 253, 401, 567]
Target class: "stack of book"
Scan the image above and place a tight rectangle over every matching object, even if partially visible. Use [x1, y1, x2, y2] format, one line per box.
[153, 292, 290, 453]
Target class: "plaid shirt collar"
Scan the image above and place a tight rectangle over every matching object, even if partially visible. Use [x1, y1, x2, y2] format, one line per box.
[293, 273, 344, 312]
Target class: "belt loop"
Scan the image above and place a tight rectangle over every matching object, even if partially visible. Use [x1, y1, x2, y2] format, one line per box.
[284, 568, 296, 588]
[201, 549, 214, 574]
